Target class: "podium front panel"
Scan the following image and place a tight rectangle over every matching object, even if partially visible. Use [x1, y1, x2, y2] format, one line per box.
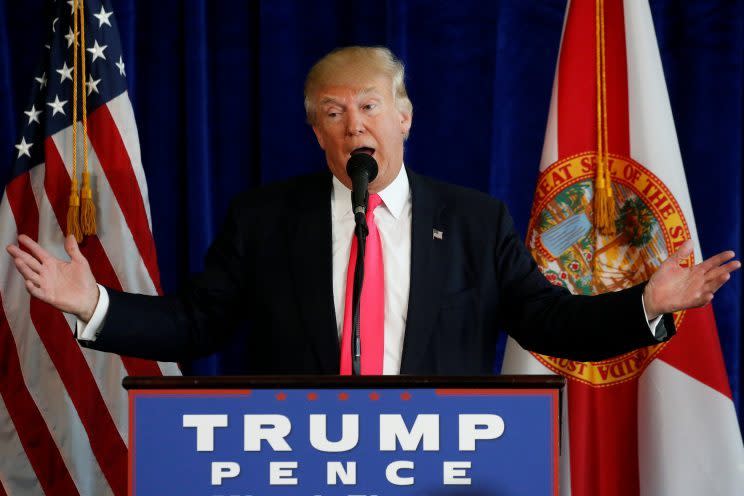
[127, 376, 561, 495]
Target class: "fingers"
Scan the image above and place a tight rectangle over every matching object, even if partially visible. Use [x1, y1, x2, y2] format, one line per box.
[703, 260, 741, 293]
[699, 250, 737, 272]
[25, 279, 45, 300]
[697, 292, 714, 306]
[6, 243, 22, 259]
[8, 245, 43, 273]
[17, 234, 52, 264]
[8, 241, 45, 298]
[64, 234, 83, 262]
[14, 259, 42, 287]
[671, 239, 694, 261]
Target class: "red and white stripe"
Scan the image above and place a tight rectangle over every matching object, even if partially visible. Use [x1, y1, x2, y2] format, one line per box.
[0, 91, 180, 496]
[502, 1, 744, 495]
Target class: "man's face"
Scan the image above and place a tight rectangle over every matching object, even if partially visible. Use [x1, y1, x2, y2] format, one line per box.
[311, 75, 412, 193]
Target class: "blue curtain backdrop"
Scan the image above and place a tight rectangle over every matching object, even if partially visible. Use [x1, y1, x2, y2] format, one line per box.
[1, 0, 742, 423]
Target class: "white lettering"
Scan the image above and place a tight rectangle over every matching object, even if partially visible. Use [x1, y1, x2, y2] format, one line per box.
[459, 414, 504, 451]
[310, 414, 359, 452]
[385, 460, 414, 485]
[443, 461, 472, 485]
[379, 414, 439, 451]
[326, 461, 356, 485]
[182, 414, 228, 452]
[244, 415, 292, 451]
[269, 461, 298, 485]
[210, 461, 239, 485]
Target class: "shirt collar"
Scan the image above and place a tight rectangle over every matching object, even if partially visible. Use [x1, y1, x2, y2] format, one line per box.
[331, 164, 410, 220]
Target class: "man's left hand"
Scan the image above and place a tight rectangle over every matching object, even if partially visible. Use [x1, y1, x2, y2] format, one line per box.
[643, 239, 740, 320]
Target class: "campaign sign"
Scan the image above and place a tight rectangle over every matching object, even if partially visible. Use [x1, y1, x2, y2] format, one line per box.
[129, 384, 558, 495]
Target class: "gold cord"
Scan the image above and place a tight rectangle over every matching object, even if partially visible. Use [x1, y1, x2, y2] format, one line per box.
[79, 0, 97, 235]
[593, 0, 616, 236]
[67, 0, 96, 241]
[67, 0, 82, 241]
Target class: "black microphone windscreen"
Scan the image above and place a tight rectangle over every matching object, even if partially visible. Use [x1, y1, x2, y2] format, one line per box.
[346, 153, 379, 182]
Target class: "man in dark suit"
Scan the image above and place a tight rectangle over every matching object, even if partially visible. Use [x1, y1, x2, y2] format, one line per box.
[6, 47, 740, 374]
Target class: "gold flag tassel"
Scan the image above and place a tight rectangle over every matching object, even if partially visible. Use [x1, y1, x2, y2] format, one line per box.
[78, 0, 96, 235]
[593, 0, 616, 236]
[81, 171, 96, 234]
[67, 178, 82, 241]
[67, 0, 82, 242]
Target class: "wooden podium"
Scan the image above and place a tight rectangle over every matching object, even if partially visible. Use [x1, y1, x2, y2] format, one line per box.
[124, 375, 564, 495]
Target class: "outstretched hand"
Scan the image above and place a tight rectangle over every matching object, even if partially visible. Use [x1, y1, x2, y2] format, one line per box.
[6, 234, 99, 321]
[643, 239, 740, 319]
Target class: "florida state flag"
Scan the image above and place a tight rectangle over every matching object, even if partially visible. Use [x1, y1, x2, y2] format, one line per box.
[502, 1, 744, 494]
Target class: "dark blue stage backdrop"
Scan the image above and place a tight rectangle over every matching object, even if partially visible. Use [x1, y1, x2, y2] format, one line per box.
[1, 0, 741, 424]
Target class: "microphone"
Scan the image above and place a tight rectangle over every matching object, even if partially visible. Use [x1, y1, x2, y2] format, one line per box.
[346, 153, 378, 226]
[345, 152, 378, 376]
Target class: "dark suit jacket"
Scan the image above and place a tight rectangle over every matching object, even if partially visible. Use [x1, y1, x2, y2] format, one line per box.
[81, 169, 675, 374]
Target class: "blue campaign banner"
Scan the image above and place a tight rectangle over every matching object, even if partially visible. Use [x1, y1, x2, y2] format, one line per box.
[129, 387, 558, 496]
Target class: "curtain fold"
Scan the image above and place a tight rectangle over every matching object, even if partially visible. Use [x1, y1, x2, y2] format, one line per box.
[0, 1, 15, 166]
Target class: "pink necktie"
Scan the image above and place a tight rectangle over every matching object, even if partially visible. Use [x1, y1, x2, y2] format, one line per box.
[340, 193, 384, 375]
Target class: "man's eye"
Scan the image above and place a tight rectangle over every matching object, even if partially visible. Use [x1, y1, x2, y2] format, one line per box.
[327, 111, 339, 118]
[363, 104, 376, 111]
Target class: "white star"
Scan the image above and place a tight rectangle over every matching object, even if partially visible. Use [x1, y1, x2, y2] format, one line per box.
[47, 95, 68, 116]
[52, 16, 59, 33]
[93, 5, 113, 28]
[56, 62, 73, 83]
[24, 105, 42, 125]
[15, 137, 33, 159]
[67, 0, 75, 14]
[87, 40, 108, 62]
[35, 72, 48, 88]
[86, 74, 101, 95]
[115, 55, 126, 76]
[65, 27, 78, 48]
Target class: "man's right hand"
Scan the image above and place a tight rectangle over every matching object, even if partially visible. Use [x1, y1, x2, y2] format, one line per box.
[6, 234, 99, 322]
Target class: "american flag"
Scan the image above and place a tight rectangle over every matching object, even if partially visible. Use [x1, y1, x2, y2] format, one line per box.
[0, 1, 180, 495]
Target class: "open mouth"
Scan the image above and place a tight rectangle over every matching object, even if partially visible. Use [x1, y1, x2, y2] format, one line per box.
[350, 147, 375, 157]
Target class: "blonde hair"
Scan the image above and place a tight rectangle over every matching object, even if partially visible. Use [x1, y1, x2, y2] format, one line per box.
[304, 46, 413, 125]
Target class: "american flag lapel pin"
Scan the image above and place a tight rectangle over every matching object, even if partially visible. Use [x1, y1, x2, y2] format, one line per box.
[433, 228, 443, 240]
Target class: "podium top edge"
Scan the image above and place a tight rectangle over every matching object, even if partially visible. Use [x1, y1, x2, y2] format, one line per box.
[123, 375, 566, 390]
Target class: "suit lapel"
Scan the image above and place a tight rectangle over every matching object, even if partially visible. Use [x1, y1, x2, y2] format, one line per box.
[400, 170, 446, 373]
[288, 173, 340, 373]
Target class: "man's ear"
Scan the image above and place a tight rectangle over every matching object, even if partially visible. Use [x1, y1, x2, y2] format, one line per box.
[399, 111, 412, 137]
[312, 125, 326, 150]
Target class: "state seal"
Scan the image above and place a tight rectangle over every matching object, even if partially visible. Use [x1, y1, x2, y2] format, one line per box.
[526, 152, 693, 387]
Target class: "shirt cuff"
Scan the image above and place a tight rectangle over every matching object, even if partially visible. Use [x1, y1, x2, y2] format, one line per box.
[641, 293, 664, 338]
[76, 284, 109, 341]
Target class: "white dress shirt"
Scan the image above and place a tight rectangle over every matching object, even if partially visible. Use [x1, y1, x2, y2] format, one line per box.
[78, 164, 661, 372]
[332, 165, 412, 374]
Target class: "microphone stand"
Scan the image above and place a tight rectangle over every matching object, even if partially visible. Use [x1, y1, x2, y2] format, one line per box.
[351, 191, 369, 376]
